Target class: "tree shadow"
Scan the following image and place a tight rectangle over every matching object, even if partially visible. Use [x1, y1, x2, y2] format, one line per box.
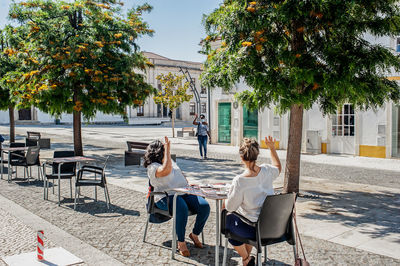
[63, 196, 141, 217]
[299, 189, 400, 239]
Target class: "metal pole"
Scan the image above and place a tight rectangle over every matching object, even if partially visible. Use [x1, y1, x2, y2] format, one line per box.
[1, 149, 3, 180]
[216, 200, 220, 266]
[208, 87, 211, 133]
[172, 193, 178, 259]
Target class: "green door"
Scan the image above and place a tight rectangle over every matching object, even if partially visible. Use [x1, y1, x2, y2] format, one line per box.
[243, 106, 258, 139]
[218, 103, 231, 143]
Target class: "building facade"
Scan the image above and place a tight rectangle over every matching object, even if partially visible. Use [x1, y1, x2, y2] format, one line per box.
[128, 52, 208, 125]
[209, 36, 400, 159]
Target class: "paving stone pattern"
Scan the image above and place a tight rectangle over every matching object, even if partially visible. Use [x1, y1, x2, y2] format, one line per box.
[0, 178, 398, 265]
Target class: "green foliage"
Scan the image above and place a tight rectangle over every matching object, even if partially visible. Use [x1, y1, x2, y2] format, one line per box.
[0, 26, 21, 110]
[153, 73, 193, 110]
[201, 0, 400, 114]
[5, 0, 155, 119]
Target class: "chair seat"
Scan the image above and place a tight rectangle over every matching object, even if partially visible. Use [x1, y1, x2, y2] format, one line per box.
[10, 160, 27, 166]
[46, 173, 75, 179]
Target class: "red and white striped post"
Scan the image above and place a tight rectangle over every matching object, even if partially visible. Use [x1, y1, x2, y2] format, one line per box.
[37, 230, 44, 261]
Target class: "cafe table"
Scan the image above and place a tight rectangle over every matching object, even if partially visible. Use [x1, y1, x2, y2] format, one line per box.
[1, 146, 29, 182]
[171, 184, 228, 266]
[43, 156, 96, 206]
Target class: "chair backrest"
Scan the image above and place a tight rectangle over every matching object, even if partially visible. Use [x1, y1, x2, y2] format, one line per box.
[53, 150, 76, 174]
[126, 141, 149, 152]
[10, 142, 25, 148]
[27, 132, 41, 140]
[25, 146, 40, 165]
[9, 142, 26, 160]
[258, 193, 296, 240]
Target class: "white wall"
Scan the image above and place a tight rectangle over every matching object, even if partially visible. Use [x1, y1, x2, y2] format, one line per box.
[0, 111, 9, 124]
[359, 107, 387, 146]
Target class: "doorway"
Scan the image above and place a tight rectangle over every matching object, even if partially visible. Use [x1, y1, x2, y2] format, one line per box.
[330, 104, 355, 154]
[243, 106, 258, 139]
[18, 109, 32, 121]
[218, 102, 231, 143]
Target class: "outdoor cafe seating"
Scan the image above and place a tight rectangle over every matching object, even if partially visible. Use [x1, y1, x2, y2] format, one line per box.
[143, 183, 205, 245]
[74, 157, 110, 210]
[221, 193, 297, 266]
[43, 151, 76, 201]
[8, 143, 41, 182]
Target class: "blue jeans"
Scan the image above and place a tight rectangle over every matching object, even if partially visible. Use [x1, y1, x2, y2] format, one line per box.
[197, 135, 208, 157]
[226, 214, 256, 246]
[156, 194, 210, 242]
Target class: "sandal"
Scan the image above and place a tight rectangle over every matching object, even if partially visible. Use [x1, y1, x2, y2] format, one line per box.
[243, 255, 255, 266]
[189, 233, 203, 249]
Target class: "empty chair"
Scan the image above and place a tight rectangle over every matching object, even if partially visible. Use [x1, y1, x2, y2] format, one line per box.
[44, 151, 76, 202]
[9, 146, 41, 182]
[74, 157, 110, 210]
[26, 132, 41, 147]
[221, 193, 297, 266]
[8, 142, 26, 180]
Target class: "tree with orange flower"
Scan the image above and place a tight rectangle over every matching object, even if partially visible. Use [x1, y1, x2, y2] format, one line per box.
[7, 0, 155, 155]
[0, 26, 25, 143]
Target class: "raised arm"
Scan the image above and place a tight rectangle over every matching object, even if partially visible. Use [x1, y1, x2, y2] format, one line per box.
[155, 136, 173, 178]
[264, 136, 281, 174]
[192, 113, 199, 125]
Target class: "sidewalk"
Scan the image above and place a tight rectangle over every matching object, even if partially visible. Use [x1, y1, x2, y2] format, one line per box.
[0, 177, 398, 265]
[0, 194, 122, 266]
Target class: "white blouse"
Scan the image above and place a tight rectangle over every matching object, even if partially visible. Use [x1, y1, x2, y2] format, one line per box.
[147, 161, 188, 202]
[225, 164, 280, 222]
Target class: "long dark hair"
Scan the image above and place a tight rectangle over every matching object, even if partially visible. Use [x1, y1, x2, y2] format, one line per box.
[143, 140, 165, 168]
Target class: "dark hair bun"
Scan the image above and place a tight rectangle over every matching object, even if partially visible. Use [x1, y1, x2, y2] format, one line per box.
[143, 140, 165, 168]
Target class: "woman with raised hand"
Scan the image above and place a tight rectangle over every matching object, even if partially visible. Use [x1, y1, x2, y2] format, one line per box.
[224, 136, 281, 266]
[144, 136, 210, 257]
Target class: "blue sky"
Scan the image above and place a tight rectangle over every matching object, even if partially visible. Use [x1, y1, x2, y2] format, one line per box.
[0, 0, 222, 62]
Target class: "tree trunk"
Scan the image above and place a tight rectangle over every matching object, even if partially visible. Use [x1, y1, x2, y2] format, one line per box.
[73, 110, 83, 156]
[283, 104, 304, 193]
[8, 105, 15, 143]
[171, 109, 175, 138]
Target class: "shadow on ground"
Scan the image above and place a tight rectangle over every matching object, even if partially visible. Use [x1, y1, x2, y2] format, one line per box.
[300, 189, 400, 239]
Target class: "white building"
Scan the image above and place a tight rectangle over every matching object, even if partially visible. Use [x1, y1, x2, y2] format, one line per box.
[209, 36, 400, 159]
[128, 52, 208, 125]
[0, 52, 207, 126]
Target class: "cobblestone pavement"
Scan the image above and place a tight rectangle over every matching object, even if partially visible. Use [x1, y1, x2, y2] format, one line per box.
[0, 208, 56, 265]
[0, 178, 398, 265]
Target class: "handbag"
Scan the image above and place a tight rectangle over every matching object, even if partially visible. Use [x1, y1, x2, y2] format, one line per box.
[195, 123, 200, 137]
[293, 205, 310, 266]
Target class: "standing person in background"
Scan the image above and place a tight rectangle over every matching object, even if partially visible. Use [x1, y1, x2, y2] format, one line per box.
[193, 114, 211, 159]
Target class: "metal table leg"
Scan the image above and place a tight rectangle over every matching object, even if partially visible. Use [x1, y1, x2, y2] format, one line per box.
[216, 199, 220, 266]
[8, 152, 11, 183]
[1, 150, 3, 180]
[58, 163, 63, 206]
[219, 199, 223, 246]
[172, 193, 179, 259]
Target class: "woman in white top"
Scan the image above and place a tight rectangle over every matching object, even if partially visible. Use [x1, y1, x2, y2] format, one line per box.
[224, 136, 281, 266]
[144, 137, 210, 257]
